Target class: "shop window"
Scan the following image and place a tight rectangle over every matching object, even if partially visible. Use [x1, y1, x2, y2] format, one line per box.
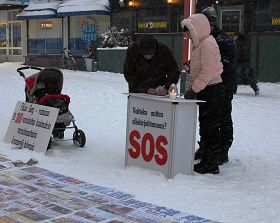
[112, 11, 134, 31]
[28, 19, 62, 55]
[69, 16, 99, 55]
[221, 10, 241, 33]
[12, 22, 21, 47]
[0, 23, 6, 48]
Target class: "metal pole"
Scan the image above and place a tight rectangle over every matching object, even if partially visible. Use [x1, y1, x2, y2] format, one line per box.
[182, 0, 196, 65]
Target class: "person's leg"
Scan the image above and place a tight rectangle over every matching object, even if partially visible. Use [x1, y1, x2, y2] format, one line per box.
[249, 69, 260, 96]
[219, 89, 233, 164]
[195, 83, 225, 174]
[250, 82, 260, 96]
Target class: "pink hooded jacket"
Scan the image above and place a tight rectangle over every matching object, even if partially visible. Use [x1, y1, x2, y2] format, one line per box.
[181, 14, 223, 93]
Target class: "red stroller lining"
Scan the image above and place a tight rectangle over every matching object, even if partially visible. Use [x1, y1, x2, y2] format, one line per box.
[25, 75, 36, 92]
[39, 94, 70, 105]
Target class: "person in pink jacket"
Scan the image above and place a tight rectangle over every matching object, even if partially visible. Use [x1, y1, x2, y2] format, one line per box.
[181, 13, 225, 174]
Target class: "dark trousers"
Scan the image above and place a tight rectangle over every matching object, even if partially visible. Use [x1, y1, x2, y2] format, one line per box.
[197, 83, 225, 164]
[220, 89, 233, 152]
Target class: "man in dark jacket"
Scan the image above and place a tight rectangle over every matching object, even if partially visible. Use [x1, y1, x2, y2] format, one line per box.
[234, 33, 260, 96]
[196, 7, 236, 165]
[124, 34, 180, 95]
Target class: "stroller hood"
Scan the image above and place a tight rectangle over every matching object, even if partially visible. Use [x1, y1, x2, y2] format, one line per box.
[25, 68, 63, 95]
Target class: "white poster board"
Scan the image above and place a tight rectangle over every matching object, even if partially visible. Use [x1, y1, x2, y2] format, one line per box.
[125, 95, 174, 177]
[4, 101, 59, 152]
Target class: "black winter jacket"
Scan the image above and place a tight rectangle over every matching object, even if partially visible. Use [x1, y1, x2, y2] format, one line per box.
[123, 41, 180, 93]
[212, 28, 237, 93]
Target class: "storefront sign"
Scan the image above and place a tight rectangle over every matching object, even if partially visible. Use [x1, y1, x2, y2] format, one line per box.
[5, 101, 58, 152]
[138, 21, 168, 29]
[81, 16, 97, 42]
[40, 21, 53, 30]
[272, 18, 280, 25]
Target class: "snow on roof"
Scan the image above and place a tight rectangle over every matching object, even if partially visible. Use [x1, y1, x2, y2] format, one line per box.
[16, 0, 111, 20]
[17, 2, 60, 20]
[57, 0, 111, 17]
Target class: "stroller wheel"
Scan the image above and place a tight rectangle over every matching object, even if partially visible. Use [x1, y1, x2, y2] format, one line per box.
[73, 130, 86, 148]
[47, 137, 52, 151]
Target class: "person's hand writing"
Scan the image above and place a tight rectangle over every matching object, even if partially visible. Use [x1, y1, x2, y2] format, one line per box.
[157, 87, 167, 96]
[146, 88, 157, 95]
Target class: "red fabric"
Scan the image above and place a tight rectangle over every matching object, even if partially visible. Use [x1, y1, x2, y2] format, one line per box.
[25, 76, 36, 91]
[38, 94, 70, 105]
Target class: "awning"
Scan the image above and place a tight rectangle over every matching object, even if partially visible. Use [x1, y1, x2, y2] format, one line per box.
[17, 2, 60, 20]
[57, 0, 111, 17]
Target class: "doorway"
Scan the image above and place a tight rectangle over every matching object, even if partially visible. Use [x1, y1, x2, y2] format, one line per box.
[0, 11, 22, 57]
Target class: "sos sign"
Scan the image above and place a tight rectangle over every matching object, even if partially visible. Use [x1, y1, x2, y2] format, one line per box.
[128, 130, 168, 166]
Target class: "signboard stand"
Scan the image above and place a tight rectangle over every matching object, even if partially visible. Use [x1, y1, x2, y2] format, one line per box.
[125, 94, 201, 178]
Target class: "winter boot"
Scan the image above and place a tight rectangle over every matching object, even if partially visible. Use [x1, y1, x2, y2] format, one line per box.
[218, 141, 232, 165]
[254, 88, 260, 96]
[194, 160, 220, 174]
[251, 83, 259, 96]
[217, 153, 229, 165]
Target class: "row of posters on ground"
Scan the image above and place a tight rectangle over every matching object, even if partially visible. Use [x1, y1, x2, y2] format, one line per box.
[0, 154, 219, 223]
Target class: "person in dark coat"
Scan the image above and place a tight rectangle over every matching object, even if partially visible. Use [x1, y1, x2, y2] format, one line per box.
[234, 32, 260, 96]
[123, 34, 180, 95]
[195, 7, 236, 165]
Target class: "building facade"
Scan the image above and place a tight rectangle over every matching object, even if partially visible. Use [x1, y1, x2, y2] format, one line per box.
[0, 0, 111, 65]
[0, 0, 279, 80]
[0, 0, 28, 62]
[111, 0, 184, 33]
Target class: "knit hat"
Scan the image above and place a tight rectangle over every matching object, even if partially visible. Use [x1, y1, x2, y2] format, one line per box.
[138, 35, 157, 55]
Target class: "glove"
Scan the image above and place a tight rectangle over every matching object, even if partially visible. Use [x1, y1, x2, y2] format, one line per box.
[184, 89, 197, 99]
[157, 87, 167, 96]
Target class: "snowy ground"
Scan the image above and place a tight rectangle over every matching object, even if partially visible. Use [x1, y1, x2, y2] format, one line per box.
[1, 62, 280, 223]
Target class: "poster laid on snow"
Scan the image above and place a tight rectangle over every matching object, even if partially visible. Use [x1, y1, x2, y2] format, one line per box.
[0, 157, 218, 223]
[4, 101, 59, 152]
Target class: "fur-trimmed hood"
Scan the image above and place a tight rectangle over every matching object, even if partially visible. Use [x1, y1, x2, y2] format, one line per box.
[181, 14, 210, 47]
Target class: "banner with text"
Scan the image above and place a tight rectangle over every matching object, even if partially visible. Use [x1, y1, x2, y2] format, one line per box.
[126, 96, 174, 177]
[4, 101, 58, 152]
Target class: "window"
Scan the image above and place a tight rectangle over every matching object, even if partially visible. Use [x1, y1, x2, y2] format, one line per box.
[0, 23, 6, 48]
[221, 10, 241, 33]
[69, 16, 98, 55]
[69, 15, 109, 55]
[28, 18, 62, 54]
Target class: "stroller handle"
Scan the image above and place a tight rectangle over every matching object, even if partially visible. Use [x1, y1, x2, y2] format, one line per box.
[17, 66, 42, 78]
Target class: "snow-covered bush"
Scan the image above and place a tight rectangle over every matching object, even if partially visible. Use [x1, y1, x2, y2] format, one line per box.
[99, 26, 134, 48]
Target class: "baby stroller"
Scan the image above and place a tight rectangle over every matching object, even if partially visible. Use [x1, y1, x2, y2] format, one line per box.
[17, 66, 86, 150]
